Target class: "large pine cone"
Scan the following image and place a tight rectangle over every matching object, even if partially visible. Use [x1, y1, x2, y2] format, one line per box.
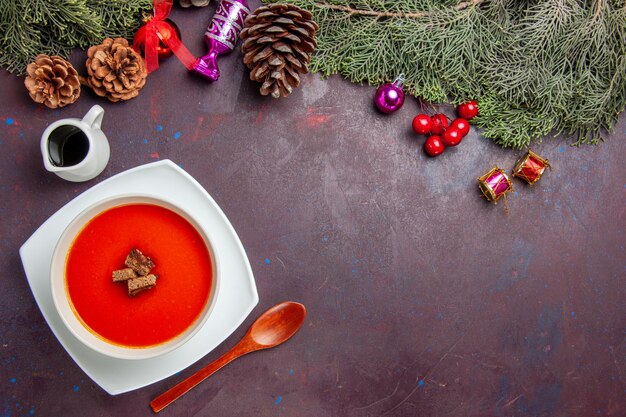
[24, 55, 80, 109]
[240, 4, 318, 98]
[86, 38, 147, 102]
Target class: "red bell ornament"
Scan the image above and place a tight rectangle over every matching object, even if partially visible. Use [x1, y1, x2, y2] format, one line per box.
[133, 18, 182, 60]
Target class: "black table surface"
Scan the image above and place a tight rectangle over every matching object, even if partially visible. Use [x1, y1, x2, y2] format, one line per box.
[1, 3, 624, 416]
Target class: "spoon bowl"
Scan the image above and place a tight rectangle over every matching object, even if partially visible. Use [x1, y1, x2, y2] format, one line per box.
[249, 302, 306, 347]
[150, 301, 306, 413]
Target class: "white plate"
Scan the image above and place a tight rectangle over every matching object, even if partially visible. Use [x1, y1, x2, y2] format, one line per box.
[19, 160, 258, 395]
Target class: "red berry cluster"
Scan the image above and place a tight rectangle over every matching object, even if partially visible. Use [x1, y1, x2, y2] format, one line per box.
[411, 101, 478, 157]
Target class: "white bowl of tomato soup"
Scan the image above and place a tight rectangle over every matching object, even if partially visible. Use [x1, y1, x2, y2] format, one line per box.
[50, 194, 219, 360]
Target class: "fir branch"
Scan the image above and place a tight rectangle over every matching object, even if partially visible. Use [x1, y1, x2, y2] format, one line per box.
[33, 1, 104, 48]
[593, 0, 605, 19]
[0, 1, 41, 73]
[313, 0, 484, 19]
[0, 0, 150, 75]
[265, 0, 626, 148]
[87, 0, 152, 39]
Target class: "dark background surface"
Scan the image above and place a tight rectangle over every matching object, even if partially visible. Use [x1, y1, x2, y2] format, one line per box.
[1, 2, 624, 416]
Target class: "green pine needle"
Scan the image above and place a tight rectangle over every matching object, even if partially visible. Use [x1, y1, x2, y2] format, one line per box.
[0, 0, 151, 74]
[264, 0, 626, 148]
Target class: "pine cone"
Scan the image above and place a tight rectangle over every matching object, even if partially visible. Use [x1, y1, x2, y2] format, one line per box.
[24, 55, 80, 109]
[240, 4, 319, 98]
[179, 0, 211, 7]
[86, 37, 147, 102]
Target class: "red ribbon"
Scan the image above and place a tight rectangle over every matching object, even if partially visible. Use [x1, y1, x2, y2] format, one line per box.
[134, 0, 196, 73]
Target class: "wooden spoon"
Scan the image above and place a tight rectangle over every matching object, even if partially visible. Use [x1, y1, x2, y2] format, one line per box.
[150, 301, 306, 413]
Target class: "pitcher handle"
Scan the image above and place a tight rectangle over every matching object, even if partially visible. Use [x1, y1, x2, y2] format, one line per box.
[82, 105, 104, 129]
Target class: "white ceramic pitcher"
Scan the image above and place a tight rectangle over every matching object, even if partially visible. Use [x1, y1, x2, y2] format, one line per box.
[40, 105, 110, 182]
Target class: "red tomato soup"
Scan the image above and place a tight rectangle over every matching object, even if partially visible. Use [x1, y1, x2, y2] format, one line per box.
[65, 204, 213, 347]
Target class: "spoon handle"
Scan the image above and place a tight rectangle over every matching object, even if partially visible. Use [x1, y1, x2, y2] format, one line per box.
[150, 342, 251, 413]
